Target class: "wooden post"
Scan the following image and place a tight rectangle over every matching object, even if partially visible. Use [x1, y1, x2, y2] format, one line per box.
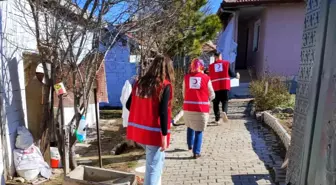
[93, 88, 103, 168]
[60, 95, 70, 175]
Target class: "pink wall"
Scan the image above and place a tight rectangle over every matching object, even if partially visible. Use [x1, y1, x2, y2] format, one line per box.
[263, 4, 305, 76]
[246, 10, 267, 78]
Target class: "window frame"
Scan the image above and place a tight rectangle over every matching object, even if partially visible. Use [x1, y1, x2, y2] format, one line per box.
[253, 19, 261, 52]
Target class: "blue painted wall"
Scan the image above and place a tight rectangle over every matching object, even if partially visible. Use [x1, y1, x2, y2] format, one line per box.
[100, 41, 137, 108]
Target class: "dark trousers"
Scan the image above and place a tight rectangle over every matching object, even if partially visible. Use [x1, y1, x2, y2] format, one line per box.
[213, 90, 229, 121]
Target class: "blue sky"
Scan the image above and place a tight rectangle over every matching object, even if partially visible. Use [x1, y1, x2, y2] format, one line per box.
[208, 0, 222, 14]
[75, 0, 222, 22]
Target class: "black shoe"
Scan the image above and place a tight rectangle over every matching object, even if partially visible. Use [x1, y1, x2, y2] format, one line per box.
[188, 146, 192, 150]
[193, 154, 201, 159]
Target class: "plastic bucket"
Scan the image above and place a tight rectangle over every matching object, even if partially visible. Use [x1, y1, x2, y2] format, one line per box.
[50, 158, 59, 168]
[50, 147, 60, 168]
[135, 166, 161, 185]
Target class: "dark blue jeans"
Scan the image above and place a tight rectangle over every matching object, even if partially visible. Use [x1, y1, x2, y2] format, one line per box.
[187, 127, 203, 155]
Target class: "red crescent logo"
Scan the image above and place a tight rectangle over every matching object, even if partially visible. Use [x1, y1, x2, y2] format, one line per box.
[193, 79, 198, 84]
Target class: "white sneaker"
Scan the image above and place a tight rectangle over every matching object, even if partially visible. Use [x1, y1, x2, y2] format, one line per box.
[221, 112, 229, 123]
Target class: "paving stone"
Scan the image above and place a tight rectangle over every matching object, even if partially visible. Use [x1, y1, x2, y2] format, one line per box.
[162, 100, 284, 185]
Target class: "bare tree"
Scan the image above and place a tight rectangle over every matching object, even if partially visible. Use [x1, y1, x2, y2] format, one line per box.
[14, 0, 189, 172]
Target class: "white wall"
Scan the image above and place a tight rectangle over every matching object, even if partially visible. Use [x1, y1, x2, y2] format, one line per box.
[0, 0, 38, 180]
[61, 103, 99, 129]
[0, 0, 95, 181]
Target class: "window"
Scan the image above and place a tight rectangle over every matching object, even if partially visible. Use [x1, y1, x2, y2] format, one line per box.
[253, 20, 261, 52]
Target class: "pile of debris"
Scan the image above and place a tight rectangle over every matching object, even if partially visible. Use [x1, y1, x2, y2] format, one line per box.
[13, 126, 52, 184]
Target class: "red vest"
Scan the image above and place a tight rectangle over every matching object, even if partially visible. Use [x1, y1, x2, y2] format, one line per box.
[209, 60, 231, 91]
[183, 72, 210, 113]
[127, 80, 172, 147]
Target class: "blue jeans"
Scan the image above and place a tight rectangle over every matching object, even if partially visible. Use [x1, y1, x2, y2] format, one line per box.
[187, 127, 203, 155]
[144, 145, 165, 185]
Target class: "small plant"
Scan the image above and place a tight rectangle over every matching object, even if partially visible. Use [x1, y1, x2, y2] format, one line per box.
[250, 76, 291, 111]
[282, 94, 296, 109]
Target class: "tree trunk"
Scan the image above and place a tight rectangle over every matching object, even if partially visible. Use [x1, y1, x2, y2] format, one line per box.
[69, 134, 78, 170]
[40, 84, 51, 158]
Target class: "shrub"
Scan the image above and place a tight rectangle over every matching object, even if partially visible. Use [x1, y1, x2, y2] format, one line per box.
[250, 76, 291, 111]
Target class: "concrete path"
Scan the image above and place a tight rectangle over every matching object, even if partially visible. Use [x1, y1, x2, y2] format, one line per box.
[163, 100, 284, 185]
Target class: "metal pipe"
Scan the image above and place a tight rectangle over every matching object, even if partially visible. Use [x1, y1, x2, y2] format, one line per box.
[94, 88, 103, 168]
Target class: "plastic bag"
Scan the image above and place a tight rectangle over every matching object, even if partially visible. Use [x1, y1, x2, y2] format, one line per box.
[120, 80, 132, 127]
[14, 146, 52, 181]
[15, 126, 34, 150]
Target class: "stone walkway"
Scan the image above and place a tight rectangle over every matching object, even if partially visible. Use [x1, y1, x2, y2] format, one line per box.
[163, 100, 284, 185]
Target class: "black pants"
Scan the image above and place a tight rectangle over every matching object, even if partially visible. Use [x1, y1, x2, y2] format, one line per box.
[213, 90, 229, 121]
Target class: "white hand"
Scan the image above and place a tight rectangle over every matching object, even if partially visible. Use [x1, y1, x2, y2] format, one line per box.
[236, 72, 240, 79]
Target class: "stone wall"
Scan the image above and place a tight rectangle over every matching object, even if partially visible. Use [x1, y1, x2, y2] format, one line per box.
[263, 112, 291, 150]
[286, 0, 321, 184]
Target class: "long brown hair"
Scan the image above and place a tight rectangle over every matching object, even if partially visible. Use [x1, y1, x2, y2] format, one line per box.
[137, 54, 175, 99]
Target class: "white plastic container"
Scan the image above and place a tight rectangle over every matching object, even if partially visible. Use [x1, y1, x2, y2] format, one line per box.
[17, 169, 40, 181]
[50, 147, 61, 168]
[76, 116, 87, 143]
[135, 166, 161, 185]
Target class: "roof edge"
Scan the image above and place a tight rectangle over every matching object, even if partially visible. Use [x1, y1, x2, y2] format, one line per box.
[220, 0, 304, 9]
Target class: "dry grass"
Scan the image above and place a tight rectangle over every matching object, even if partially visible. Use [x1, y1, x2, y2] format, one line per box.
[250, 76, 292, 111]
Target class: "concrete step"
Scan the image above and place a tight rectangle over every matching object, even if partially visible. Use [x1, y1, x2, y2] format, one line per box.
[227, 113, 248, 119]
[227, 110, 248, 114]
[229, 101, 251, 107]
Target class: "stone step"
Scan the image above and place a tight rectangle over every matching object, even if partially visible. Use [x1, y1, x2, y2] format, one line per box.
[229, 102, 251, 107]
[227, 110, 248, 114]
[227, 113, 249, 119]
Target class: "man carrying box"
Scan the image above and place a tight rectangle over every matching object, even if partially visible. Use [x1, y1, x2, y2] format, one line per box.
[209, 52, 240, 124]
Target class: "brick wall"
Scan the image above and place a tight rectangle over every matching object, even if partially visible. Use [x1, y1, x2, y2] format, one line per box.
[101, 41, 137, 107]
[96, 62, 108, 103]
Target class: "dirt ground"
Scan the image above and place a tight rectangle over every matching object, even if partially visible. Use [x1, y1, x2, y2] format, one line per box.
[273, 113, 293, 134]
[76, 118, 127, 157]
[8, 114, 144, 185]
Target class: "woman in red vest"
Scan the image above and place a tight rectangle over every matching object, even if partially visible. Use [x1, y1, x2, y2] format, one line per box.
[126, 55, 174, 185]
[209, 52, 240, 124]
[183, 59, 215, 159]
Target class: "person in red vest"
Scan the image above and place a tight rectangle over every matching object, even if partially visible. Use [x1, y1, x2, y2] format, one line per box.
[183, 58, 215, 159]
[209, 52, 240, 124]
[126, 55, 174, 185]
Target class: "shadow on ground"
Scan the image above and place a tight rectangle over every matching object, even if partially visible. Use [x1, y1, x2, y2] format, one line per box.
[76, 118, 145, 172]
[165, 148, 189, 153]
[76, 121, 126, 157]
[232, 119, 286, 184]
[231, 174, 273, 185]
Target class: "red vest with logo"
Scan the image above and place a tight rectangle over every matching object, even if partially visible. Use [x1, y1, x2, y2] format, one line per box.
[183, 72, 210, 113]
[127, 80, 172, 147]
[209, 60, 231, 91]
